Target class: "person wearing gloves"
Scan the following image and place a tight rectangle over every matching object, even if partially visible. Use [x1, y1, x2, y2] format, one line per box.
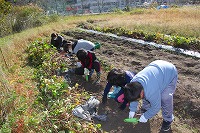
[123, 60, 178, 132]
[102, 68, 136, 110]
[63, 39, 100, 55]
[75, 48, 101, 84]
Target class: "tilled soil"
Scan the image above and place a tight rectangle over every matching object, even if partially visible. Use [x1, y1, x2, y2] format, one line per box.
[63, 30, 200, 133]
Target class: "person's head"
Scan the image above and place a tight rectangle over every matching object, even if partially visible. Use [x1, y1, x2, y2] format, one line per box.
[107, 68, 126, 86]
[63, 41, 73, 53]
[76, 48, 88, 62]
[51, 33, 57, 40]
[124, 82, 144, 102]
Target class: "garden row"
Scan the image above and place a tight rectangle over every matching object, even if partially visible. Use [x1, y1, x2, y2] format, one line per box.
[78, 22, 200, 52]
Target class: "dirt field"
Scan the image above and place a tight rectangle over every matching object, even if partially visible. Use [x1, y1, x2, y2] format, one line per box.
[63, 30, 200, 133]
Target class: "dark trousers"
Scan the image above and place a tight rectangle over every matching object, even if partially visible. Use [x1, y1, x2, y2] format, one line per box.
[75, 60, 101, 75]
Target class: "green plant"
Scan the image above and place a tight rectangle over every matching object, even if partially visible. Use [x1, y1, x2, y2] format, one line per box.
[144, 33, 156, 42]
[112, 8, 124, 14]
[27, 40, 56, 67]
[172, 36, 190, 49]
[99, 59, 113, 72]
[0, 0, 12, 15]
[79, 25, 199, 51]
[0, 0, 12, 37]
[26, 39, 103, 132]
[130, 8, 145, 15]
[0, 123, 12, 133]
[12, 5, 44, 32]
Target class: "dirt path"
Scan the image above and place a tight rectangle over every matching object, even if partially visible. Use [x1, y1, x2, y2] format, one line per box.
[63, 30, 200, 133]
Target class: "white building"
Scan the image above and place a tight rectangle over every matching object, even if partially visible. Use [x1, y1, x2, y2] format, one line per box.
[73, 0, 150, 13]
[66, 0, 177, 14]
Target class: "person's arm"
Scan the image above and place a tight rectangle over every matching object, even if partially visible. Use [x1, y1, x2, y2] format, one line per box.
[80, 60, 85, 68]
[102, 82, 112, 104]
[59, 50, 66, 56]
[125, 71, 136, 83]
[129, 101, 139, 112]
[87, 52, 93, 70]
[103, 82, 112, 97]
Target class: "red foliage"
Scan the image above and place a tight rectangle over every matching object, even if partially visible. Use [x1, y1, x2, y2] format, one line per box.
[12, 118, 24, 133]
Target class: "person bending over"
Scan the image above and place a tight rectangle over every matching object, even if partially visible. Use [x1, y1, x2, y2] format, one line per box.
[124, 60, 178, 132]
[102, 68, 136, 110]
[63, 39, 100, 55]
[50, 33, 67, 52]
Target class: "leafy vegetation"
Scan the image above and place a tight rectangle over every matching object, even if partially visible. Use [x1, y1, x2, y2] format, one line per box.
[78, 23, 200, 52]
[1, 37, 104, 132]
[0, 1, 59, 37]
[25, 40, 102, 132]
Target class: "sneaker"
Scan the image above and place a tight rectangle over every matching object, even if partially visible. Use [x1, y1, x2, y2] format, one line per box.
[161, 120, 172, 132]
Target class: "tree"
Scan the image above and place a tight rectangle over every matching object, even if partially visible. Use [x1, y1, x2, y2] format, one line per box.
[0, 0, 12, 37]
[0, 0, 12, 16]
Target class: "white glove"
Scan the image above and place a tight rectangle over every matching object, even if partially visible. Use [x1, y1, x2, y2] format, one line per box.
[139, 115, 148, 123]
[76, 62, 82, 67]
[84, 68, 89, 75]
[129, 111, 135, 118]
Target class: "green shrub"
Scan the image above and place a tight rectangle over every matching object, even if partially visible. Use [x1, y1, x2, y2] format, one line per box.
[112, 8, 124, 14]
[27, 40, 56, 67]
[130, 8, 146, 15]
[0, 0, 12, 37]
[123, 6, 132, 12]
[12, 5, 44, 32]
[0, 0, 12, 15]
[144, 33, 156, 42]
[0, 4, 59, 37]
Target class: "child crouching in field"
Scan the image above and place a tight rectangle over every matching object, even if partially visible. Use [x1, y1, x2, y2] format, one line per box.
[102, 68, 136, 110]
[70, 48, 101, 84]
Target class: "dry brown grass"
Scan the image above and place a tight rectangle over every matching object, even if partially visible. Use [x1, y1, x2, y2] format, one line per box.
[94, 6, 200, 38]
